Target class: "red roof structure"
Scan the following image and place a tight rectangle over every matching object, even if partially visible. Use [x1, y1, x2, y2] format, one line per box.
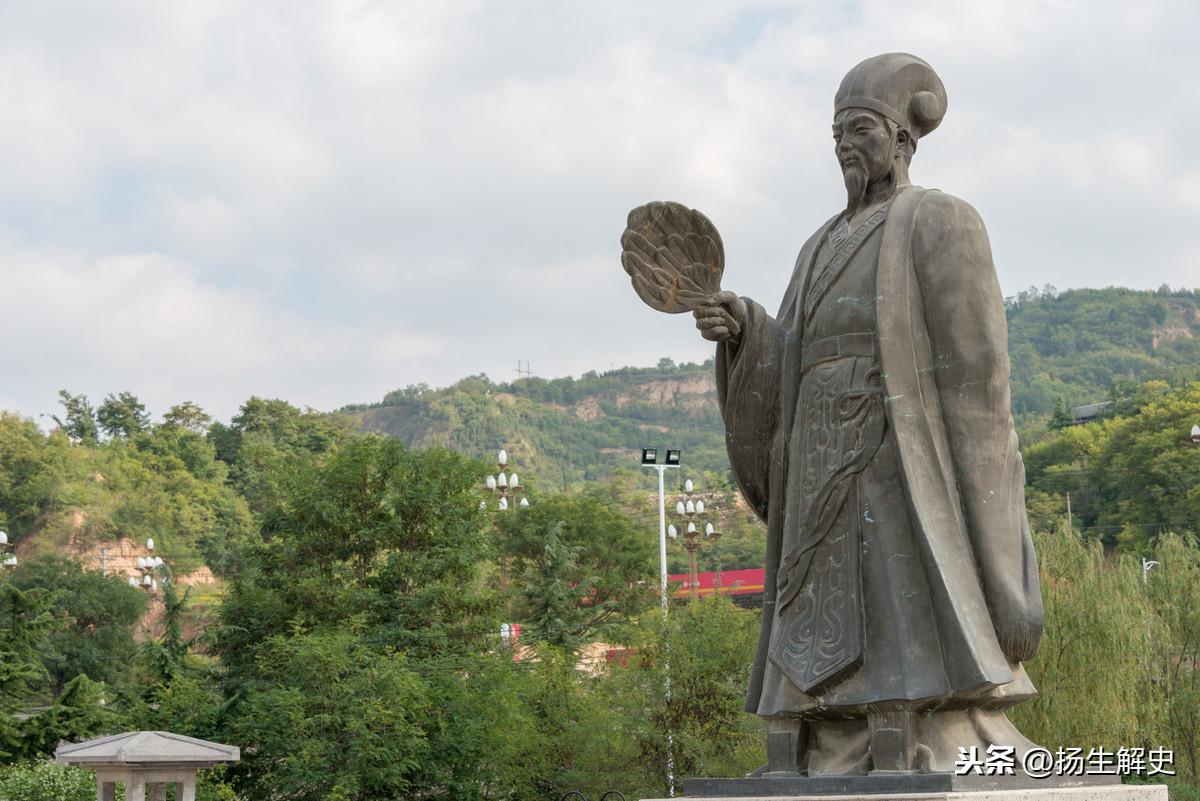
[667, 568, 764, 600]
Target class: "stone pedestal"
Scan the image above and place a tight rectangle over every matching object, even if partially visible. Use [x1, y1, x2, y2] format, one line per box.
[641, 783, 1167, 801]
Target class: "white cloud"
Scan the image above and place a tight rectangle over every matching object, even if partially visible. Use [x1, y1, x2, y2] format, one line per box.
[0, 243, 438, 420]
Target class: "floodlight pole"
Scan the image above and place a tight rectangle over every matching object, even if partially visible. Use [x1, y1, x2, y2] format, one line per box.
[654, 464, 670, 613]
[643, 454, 678, 798]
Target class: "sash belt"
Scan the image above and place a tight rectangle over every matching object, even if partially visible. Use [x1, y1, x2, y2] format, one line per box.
[800, 331, 876, 375]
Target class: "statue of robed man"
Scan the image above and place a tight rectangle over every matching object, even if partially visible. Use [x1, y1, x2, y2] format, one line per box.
[620, 53, 1044, 776]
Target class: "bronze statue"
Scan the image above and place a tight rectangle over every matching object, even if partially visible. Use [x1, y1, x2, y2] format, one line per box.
[621, 53, 1043, 778]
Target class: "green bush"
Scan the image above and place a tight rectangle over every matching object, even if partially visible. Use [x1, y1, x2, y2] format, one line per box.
[0, 761, 94, 801]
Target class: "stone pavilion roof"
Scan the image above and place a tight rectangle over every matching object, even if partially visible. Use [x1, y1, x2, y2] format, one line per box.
[55, 731, 239, 768]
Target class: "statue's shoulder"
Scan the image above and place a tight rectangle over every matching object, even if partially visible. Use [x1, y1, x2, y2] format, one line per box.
[909, 188, 988, 241]
[905, 187, 991, 262]
[903, 188, 997, 290]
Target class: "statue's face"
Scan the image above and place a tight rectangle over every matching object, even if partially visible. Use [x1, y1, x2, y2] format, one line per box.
[832, 109, 895, 184]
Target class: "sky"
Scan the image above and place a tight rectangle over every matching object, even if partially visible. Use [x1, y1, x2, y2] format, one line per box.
[0, 0, 1197, 423]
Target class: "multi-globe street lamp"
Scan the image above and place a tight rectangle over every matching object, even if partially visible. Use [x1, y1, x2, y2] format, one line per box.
[0, 530, 15, 570]
[667, 478, 721, 600]
[484, 449, 530, 511]
[130, 538, 168, 593]
[483, 448, 531, 603]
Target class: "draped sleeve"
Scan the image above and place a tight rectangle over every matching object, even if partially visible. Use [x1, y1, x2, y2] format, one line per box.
[715, 301, 784, 524]
[911, 192, 1043, 663]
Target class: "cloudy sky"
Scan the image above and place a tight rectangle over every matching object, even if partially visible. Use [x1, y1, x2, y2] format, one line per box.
[0, 0, 1197, 423]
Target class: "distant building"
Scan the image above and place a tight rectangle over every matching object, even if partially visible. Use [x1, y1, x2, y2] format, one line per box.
[1072, 401, 1111, 425]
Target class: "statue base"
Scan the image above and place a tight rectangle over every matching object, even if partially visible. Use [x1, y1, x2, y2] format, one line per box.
[641, 772, 1162, 800]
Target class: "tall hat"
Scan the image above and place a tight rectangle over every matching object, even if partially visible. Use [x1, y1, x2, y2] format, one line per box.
[834, 53, 947, 140]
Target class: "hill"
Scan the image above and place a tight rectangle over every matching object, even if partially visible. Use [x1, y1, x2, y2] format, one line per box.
[1006, 285, 1200, 417]
[346, 287, 1200, 483]
[347, 360, 732, 485]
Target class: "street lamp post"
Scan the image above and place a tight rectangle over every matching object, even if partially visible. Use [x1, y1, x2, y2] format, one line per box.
[0, 531, 15, 570]
[706, 521, 723, 592]
[484, 449, 530, 600]
[1143, 557, 1160, 585]
[669, 479, 721, 600]
[642, 448, 680, 613]
[641, 446, 680, 798]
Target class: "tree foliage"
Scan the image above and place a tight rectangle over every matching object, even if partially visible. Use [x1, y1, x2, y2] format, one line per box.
[9, 557, 145, 696]
[3, 358, 1200, 798]
[51, 391, 97, 445]
[602, 595, 765, 797]
[496, 492, 656, 648]
[1023, 382, 1200, 547]
[0, 761, 94, 801]
[217, 436, 497, 672]
[227, 632, 431, 801]
[96, 392, 150, 439]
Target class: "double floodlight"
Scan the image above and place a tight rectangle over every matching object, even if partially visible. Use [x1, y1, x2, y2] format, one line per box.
[641, 448, 681, 466]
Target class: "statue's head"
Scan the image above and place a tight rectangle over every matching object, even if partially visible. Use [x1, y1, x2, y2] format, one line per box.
[833, 53, 946, 208]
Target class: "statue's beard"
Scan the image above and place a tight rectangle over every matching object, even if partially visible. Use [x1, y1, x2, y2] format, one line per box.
[843, 164, 869, 211]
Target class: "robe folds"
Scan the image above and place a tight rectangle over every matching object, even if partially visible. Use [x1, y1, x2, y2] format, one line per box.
[716, 186, 1043, 720]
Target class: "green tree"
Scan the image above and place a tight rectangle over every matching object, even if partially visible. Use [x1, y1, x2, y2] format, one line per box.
[96, 391, 150, 439]
[11, 674, 116, 761]
[217, 437, 497, 671]
[1009, 528, 1160, 753]
[1093, 384, 1200, 548]
[226, 632, 431, 801]
[604, 595, 764, 796]
[1145, 534, 1200, 780]
[139, 577, 192, 687]
[1022, 382, 1200, 547]
[0, 585, 53, 759]
[10, 556, 145, 696]
[1049, 396, 1073, 429]
[52, 391, 97, 445]
[209, 397, 352, 519]
[162, 401, 213, 432]
[497, 492, 656, 647]
[519, 523, 587, 649]
[426, 648, 634, 801]
[0, 414, 56, 533]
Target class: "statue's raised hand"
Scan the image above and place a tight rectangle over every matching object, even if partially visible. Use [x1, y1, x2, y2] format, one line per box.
[693, 291, 746, 343]
[620, 201, 724, 314]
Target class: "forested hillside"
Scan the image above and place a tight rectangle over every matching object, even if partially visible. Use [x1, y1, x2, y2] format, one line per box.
[348, 360, 732, 483]
[347, 287, 1200, 485]
[0, 286, 1197, 797]
[1006, 286, 1200, 417]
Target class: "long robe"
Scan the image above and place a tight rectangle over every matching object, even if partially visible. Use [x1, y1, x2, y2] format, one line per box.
[716, 187, 1043, 766]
